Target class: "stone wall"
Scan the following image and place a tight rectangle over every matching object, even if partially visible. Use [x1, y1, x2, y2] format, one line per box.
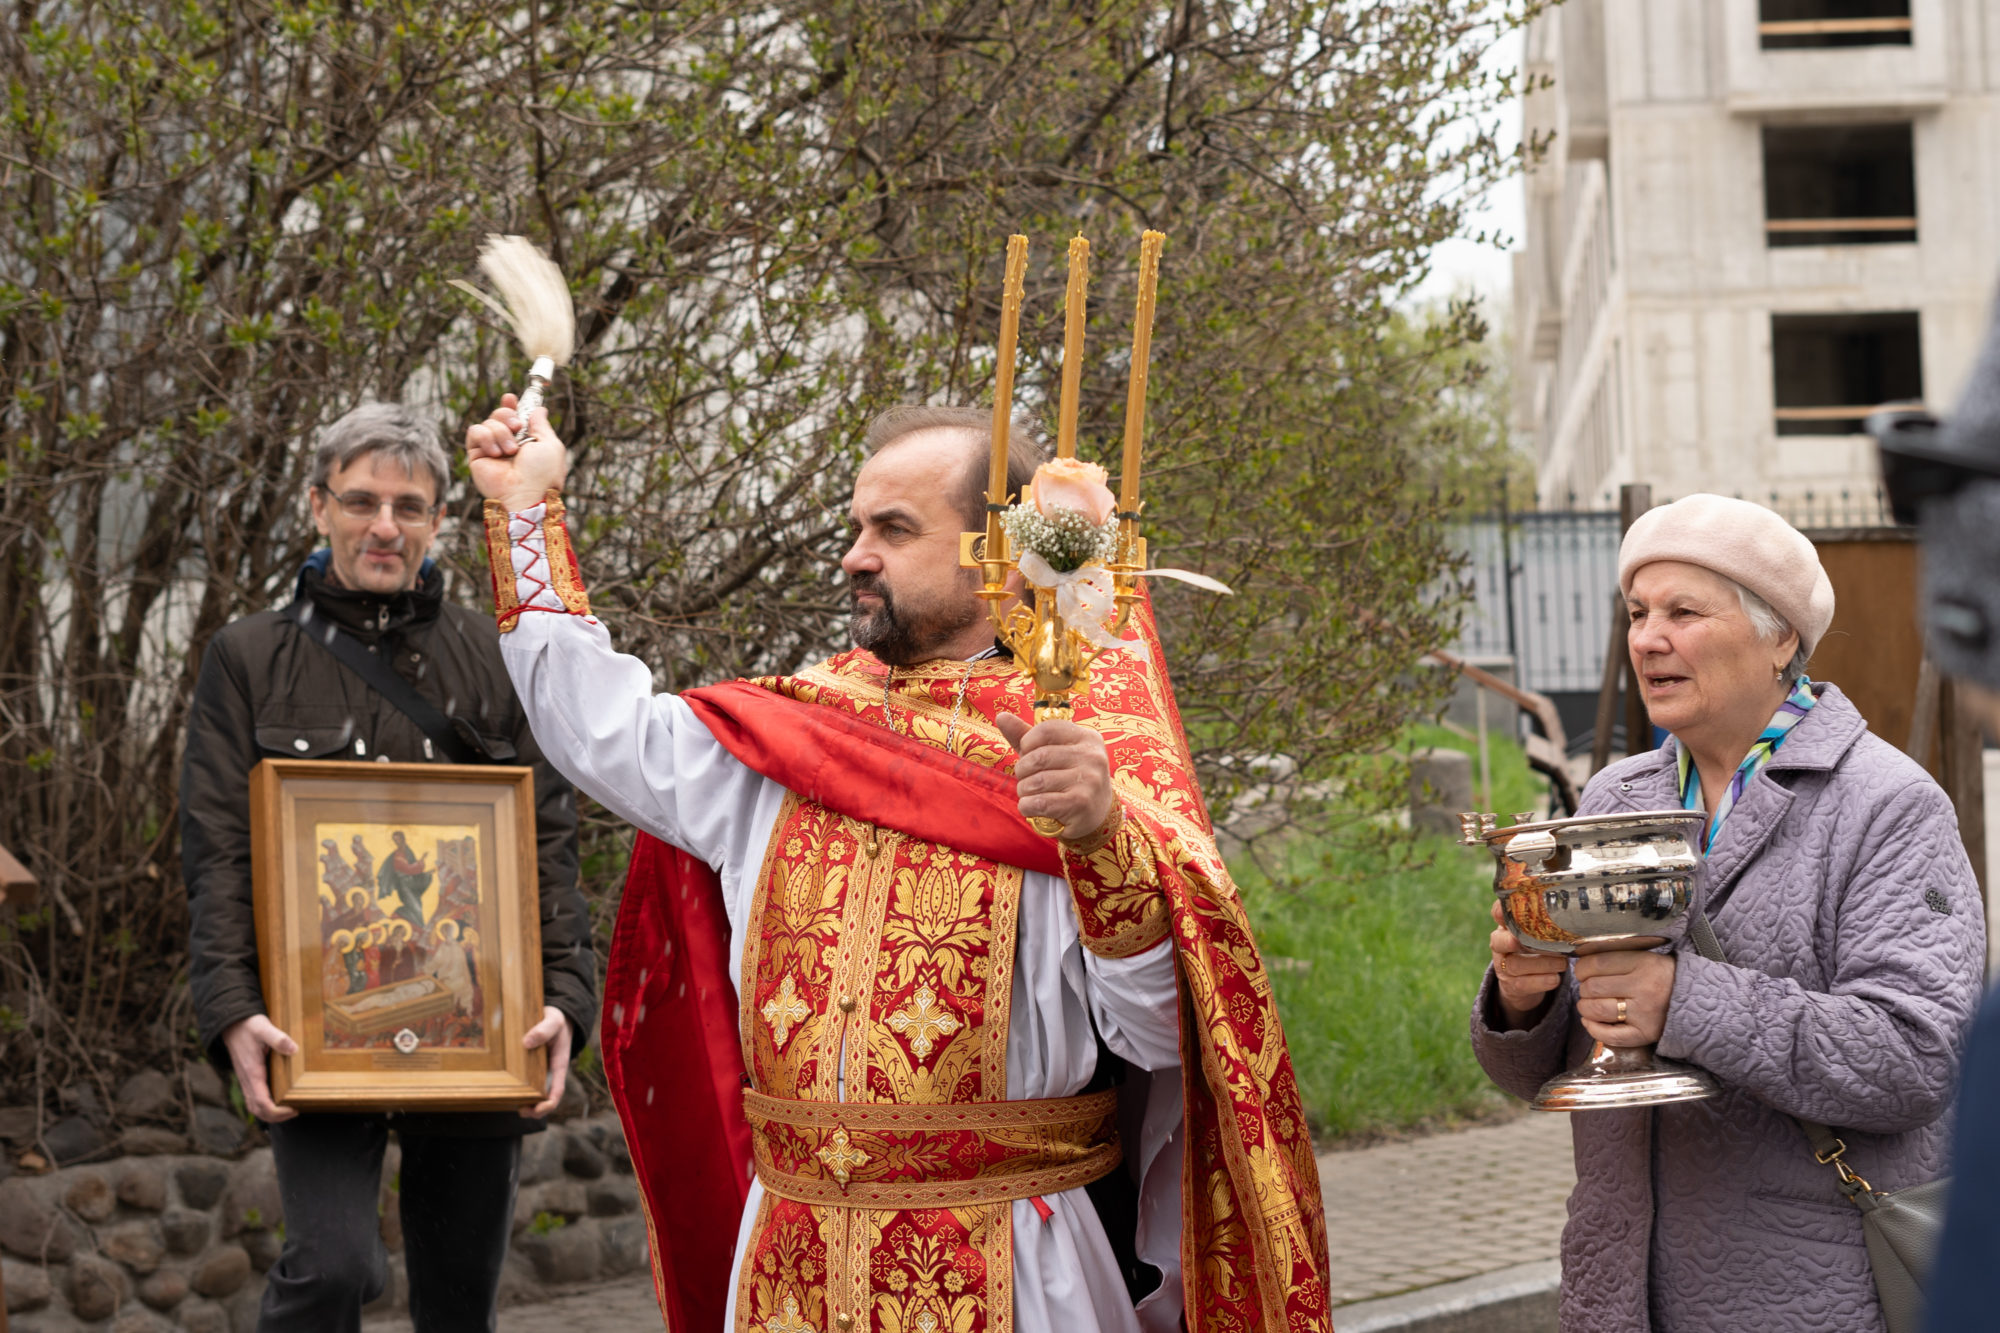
[1, 1111, 648, 1332]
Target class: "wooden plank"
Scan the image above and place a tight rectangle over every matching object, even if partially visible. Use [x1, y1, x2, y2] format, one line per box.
[1423, 645, 1581, 813]
[1765, 217, 1917, 233]
[1806, 531, 1986, 895]
[1940, 678, 1988, 899]
[0, 842, 36, 909]
[1427, 645, 1557, 733]
[1808, 533, 1925, 755]
[1775, 404, 1925, 421]
[1759, 18, 1913, 35]
[1620, 485, 1654, 759]
[1905, 658, 1941, 767]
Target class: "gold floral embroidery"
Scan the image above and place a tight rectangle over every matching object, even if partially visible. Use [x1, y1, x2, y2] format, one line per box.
[884, 984, 959, 1060]
[815, 1128, 870, 1186]
[879, 860, 991, 991]
[1059, 804, 1171, 958]
[764, 1295, 815, 1333]
[869, 1214, 998, 1333]
[742, 799, 858, 1102]
[739, 660, 1059, 1333]
[716, 610, 1331, 1333]
[762, 975, 811, 1050]
[482, 500, 521, 631]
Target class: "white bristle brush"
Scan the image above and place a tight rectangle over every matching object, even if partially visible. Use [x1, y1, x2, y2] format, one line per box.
[452, 234, 575, 441]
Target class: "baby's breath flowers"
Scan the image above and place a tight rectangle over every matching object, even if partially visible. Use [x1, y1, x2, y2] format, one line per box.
[1001, 503, 1118, 574]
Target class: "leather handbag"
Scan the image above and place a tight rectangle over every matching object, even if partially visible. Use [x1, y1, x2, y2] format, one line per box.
[1687, 911, 1945, 1333]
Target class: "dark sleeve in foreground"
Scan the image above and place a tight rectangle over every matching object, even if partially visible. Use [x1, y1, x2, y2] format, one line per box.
[180, 632, 268, 1065]
[1923, 983, 2000, 1333]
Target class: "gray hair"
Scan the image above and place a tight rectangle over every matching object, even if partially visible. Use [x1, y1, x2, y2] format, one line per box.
[309, 403, 451, 502]
[864, 405, 1049, 532]
[1733, 579, 1811, 685]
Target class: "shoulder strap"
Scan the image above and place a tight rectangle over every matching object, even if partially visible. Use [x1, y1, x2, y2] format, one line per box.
[1686, 909, 1854, 1170]
[281, 599, 483, 764]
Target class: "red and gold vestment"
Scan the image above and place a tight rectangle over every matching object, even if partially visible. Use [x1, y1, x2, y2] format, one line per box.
[489, 498, 1332, 1333]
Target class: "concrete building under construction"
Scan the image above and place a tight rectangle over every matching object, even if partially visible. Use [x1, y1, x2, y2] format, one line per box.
[1514, 0, 2000, 509]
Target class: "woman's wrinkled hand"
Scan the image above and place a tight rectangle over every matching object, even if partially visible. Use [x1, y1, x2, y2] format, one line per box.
[1573, 949, 1676, 1047]
[1490, 900, 1568, 1030]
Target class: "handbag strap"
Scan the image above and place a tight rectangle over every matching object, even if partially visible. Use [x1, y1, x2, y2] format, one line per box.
[1685, 908, 1875, 1196]
[281, 599, 483, 765]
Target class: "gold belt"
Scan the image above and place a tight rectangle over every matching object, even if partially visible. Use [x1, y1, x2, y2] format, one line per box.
[742, 1087, 1122, 1208]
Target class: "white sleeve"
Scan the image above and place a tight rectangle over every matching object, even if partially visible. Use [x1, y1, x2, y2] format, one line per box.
[1082, 940, 1181, 1072]
[493, 505, 764, 871]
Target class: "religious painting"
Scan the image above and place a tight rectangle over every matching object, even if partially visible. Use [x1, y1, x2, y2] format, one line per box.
[313, 822, 487, 1052]
[250, 759, 546, 1111]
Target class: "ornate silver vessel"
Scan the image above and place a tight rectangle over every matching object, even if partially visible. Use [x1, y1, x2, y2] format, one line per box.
[1462, 809, 1720, 1112]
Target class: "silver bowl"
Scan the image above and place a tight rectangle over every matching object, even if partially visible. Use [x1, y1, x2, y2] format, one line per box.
[1464, 809, 1720, 1112]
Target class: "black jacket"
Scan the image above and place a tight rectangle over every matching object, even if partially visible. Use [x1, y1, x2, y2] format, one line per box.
[179, 555, 597, 1132]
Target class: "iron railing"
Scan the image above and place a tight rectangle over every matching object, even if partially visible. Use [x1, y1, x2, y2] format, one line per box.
[1449, 485, 1897, 694]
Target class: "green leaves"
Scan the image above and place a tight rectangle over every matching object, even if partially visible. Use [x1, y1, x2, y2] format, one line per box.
[0, 0, 1536, 1103]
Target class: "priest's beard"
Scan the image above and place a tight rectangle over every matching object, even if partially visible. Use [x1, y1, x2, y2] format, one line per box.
[850, 569, 983, 666]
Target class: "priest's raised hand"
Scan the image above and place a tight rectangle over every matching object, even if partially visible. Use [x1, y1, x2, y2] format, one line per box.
[464, 393, 569, 513]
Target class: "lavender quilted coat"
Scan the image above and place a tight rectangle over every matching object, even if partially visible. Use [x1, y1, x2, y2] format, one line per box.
[1471, 684, 1985, 1332]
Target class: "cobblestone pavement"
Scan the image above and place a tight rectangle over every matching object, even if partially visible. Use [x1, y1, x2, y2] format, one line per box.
[492, 1279, 664, 1330]
[369, 1111, 1576, 1330]
[365, 1276, 663, 1332]
[1320, 1110, 1575, 1307]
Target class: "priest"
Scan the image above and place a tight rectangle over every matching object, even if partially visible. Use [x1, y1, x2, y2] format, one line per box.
[464, 399, 1330, 1333]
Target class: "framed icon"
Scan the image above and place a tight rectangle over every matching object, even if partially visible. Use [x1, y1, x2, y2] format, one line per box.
[250, 759, 547, 1110]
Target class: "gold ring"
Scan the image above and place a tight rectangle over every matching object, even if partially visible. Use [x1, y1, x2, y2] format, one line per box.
[1496, 956, 1508, 977]
[1615, 999, 1628, 1024]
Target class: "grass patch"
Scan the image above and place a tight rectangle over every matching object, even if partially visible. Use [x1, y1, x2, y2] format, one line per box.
[1233, 726, 1549, 1143]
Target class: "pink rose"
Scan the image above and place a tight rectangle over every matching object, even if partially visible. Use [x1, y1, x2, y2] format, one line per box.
[1030, 459, 1116, 525]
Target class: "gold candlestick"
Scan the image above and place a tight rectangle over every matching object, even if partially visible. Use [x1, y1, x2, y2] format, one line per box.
[986, 236, 1029, 582]
[1056, 235, 1090, 460]
[1120, 231, 1163, 514]
[956, 228, 1174, 781]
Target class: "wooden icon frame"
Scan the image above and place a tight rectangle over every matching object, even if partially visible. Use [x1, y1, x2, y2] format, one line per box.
[250, 759, 547, 1111]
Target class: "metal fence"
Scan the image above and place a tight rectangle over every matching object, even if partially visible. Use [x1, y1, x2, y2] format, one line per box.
[1536, 487, 1897, 530]
[1451, 510, 1623, 694]
[1449, 485, 1896, 696]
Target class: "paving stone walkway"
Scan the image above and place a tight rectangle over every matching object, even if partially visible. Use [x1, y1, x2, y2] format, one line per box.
[364, 1276, 663, 1332]
[1318, 1110, 1574, 1308]
[368, 1110, 1576, 1331]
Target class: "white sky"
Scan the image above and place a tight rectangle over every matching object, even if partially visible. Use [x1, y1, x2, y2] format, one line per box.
[1407, 25, 1526, 312]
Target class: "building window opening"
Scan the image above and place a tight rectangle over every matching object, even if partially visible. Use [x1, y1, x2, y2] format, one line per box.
[1760, 0, 1911, 49]
[1763, 123, 1915, 246]
[1771, 312, 1921, 436]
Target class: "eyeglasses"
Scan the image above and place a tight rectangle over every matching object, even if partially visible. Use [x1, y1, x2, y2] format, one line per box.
[318, 487, 439, 528]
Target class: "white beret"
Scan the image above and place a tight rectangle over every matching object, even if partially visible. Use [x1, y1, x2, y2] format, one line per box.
[1617, 494, 1836, 657]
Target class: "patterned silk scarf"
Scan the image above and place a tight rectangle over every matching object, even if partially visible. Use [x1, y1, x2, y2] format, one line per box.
[1677, 675, 1819, 851]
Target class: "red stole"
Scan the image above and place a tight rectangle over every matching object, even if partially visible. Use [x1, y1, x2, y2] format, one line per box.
[599, 682, 1062, 1331]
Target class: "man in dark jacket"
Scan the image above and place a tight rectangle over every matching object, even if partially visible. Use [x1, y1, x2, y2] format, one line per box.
[180, 402, 597, 1333]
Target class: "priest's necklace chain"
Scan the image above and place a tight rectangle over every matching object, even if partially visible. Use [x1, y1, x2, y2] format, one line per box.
[882, 645, 1001, 753]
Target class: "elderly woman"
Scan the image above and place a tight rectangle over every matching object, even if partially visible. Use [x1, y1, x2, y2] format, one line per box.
[1471, 494, 1985, 1332]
